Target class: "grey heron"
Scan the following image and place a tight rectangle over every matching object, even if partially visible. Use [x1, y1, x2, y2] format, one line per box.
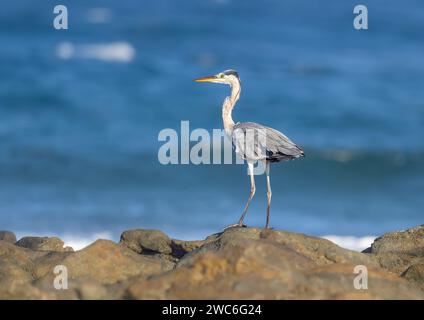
[195, 70, 304, 229]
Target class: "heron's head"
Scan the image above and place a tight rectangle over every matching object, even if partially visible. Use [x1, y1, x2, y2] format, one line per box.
[194, 69, 240, 86]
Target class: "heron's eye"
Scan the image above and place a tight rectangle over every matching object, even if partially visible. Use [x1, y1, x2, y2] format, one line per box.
[219, 73, 224, 78]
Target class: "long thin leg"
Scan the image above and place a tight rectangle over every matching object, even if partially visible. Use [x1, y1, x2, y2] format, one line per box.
[237, 162, 256, 226]
[265, 162, 272, 229]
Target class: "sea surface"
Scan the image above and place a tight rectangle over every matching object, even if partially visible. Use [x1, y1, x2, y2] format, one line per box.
[1, 0, 423, 251]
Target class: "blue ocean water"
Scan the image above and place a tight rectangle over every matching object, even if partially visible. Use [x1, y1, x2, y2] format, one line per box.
[0, 1, 423, 248]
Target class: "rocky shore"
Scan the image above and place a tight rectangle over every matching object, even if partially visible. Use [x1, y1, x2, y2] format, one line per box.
[0, 225, 423, 299]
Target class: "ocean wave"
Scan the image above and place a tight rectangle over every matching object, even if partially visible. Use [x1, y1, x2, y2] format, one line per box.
[56, 42, 135, 63]
[322, 235, 376, 252]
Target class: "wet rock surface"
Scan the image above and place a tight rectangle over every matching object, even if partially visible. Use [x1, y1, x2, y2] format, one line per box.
[0, 225, 423, 299]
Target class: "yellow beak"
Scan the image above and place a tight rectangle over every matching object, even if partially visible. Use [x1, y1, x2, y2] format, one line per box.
[194, 75, 217, 83]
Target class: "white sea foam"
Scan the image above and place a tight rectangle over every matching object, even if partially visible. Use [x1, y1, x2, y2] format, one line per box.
[61, 232, 114, 250]
[56, 42, 135, 63]
[322, 235, 376, 252]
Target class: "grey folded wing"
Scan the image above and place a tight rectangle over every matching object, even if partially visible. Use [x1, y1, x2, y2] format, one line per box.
[232, 122, 304, 162]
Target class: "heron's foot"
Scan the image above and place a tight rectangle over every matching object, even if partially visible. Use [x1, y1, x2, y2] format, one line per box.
[223, 222, 247, 230]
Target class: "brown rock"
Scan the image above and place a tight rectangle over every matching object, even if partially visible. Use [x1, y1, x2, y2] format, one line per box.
[37, 239, 173, 286]
[0, 281, 63, 300]
[126, 227, 423, 299]
[32, 251, 73, 280]
[16, 236, 73, 252]
[0, 240, 45, 283]
[369, 225, 424, 256]
[71, 279, 109, 300]
[299, 263, 423, 299]
[0, 231, 17, 243]
[120, 229, 172, 255]
[178, 227, 377, 268]
[365, 225, 424, 278]
[2, 225, 424, 299]
[0, 240, 65, 299]
[402, 262, 424, 289]
[170, 239, 210, 258]
[119, 228, 212, 260]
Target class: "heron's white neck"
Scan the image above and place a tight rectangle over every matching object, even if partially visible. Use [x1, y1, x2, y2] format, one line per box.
[222, 80, 240, 136]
